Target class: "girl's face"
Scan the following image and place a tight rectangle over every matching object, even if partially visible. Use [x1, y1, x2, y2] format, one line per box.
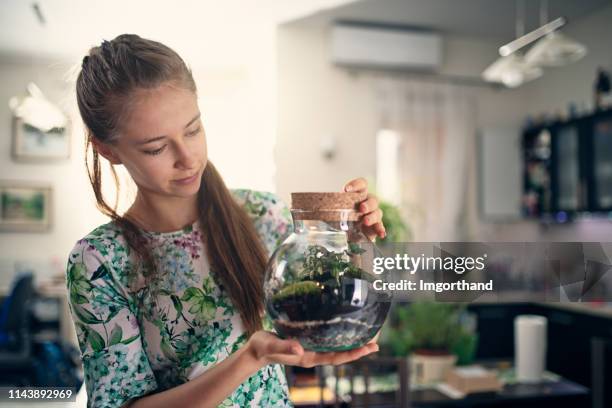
[101, 82, 207, 198]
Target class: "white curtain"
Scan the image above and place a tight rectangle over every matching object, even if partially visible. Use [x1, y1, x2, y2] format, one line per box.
[373, 78, 478, 241]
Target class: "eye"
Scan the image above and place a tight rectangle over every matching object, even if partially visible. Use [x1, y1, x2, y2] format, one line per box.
[187, 126, 201, 137]
[144, 145, 166, 155]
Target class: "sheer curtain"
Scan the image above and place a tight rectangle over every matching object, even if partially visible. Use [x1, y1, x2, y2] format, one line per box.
[373, 79, 478, 241]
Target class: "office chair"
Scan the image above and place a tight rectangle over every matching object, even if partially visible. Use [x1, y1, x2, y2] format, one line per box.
[0, 273, 35, 385]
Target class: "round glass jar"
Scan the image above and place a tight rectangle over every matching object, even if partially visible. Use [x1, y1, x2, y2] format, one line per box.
[264, 192, 392, 352]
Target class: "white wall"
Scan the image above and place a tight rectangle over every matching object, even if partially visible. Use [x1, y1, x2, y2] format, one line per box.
[276, 24, 379, 197]
[0, 56, 107, 287]
[275, 24, 526, 237]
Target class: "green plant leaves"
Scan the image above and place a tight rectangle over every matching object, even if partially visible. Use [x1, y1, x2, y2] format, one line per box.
[120, 334, 140, 345]
[87, 327, 105, 352]
[230, 334, 247, 355]
[90, 263, 109, 281]
[72, 304, 103, 324]
[244, 200, 266, 217]
[181, 286, 216, 320]
[105, 305, 121, 323]
[378, 200, 411, 242]
[160, 337, 177, 361]
[170, 294, 183, 315]
[158, 288, 172, 296]
[181, 287, 203, 302]
[384, 301, 475, 357]
[300, 244, 372, 285]
[109, 324, 122, 346]
[202, 277, 215, 295]
[68, 263, 86, 282]
[348, 242, 366, 255]
[70, 290, 88, 305]
[68, 263, 93, 305]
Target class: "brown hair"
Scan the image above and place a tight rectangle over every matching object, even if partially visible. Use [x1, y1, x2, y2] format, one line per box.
[76, 34, 268, 335]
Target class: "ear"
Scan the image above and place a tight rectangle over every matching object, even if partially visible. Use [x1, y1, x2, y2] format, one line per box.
[91, 138, 122, 165]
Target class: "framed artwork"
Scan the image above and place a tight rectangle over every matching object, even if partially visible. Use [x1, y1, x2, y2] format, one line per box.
[0, 181, 52, 232]
[11, 116, 71, 162]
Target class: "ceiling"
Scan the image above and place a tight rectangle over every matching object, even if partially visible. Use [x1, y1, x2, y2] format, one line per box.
[287, 0, 612, 41]
[0, 0, 352, 68]
[1, 0, 610, 69]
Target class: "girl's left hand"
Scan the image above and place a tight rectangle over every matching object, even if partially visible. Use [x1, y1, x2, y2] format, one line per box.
[343, 177, 386, 241]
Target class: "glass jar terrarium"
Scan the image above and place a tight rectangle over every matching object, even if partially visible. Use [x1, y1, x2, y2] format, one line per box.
[264, 192, 392, 352]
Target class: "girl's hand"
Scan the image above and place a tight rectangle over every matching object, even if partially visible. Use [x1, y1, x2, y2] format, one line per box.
[343, 177, 386, 241]
[246, 331, 379, 368]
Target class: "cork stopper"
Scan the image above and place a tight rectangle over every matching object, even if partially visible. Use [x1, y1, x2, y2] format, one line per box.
[291, 191, 367, 221]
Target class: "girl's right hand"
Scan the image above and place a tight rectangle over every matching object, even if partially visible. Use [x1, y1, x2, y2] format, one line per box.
[245, 330, 379, 368]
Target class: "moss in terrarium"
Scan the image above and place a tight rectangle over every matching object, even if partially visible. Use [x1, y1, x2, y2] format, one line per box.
[272, 281, 322, 302]
[341, 265, 375, 283]
[348, 242, 366, 255]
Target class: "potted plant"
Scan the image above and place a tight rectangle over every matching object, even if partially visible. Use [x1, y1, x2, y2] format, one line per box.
[382, 301, 478, 385]
[378, 200, 412, 243]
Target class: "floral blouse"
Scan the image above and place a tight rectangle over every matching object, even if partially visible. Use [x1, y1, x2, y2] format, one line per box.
[66, 189, 294, 408]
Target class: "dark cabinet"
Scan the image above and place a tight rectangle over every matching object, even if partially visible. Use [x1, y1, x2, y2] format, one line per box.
[589, 115, 612, 211]
[522, 108, 612, 219]
[468, 303, 612, 388]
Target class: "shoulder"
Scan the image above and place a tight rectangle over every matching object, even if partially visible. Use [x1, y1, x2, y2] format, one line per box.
[230, 189, 293, 255]
[231, 188, 284, 207]
[66, 221, 132, 288]
[68, 222, 127, 261]
[231, 188, 290, 220]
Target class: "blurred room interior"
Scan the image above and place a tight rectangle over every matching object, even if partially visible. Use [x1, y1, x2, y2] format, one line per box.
[0, 0, 611, 407]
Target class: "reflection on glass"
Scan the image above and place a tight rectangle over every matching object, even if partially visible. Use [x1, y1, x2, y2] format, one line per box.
[556, 126, 579, 210]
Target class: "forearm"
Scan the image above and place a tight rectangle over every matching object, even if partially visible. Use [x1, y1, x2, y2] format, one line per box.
[128, 345, 263, 408]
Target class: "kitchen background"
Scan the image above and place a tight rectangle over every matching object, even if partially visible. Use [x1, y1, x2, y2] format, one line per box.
[0, 0, 611, 407]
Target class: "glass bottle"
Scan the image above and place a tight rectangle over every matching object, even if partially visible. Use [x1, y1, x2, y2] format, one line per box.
[264, 192, 392, 352]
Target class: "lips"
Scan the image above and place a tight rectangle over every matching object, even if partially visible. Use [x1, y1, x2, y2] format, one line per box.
[173, 170, 200, 184]
[175, 173, 197, 182]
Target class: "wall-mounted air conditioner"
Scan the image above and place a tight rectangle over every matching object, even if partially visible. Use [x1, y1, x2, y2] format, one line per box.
[330, 22, 443, 71]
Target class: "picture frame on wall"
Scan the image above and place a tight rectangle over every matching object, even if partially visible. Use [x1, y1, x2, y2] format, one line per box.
[0, 181, 52, 232]
[11, 115, 71, 162]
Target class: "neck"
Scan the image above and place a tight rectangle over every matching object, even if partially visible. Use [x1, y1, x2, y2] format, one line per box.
[125, 189, 199, 233]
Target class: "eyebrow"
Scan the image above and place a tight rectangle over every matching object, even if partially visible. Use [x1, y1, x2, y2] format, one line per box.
[136, 113, 201, 145]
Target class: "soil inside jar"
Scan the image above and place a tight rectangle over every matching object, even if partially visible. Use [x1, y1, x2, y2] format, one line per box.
[267, 277, 391, 351]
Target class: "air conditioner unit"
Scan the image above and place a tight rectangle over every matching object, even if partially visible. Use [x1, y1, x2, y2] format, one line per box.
[330, 23, 443, 70]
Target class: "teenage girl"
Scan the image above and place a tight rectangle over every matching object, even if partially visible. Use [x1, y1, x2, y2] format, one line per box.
[66, 34, 386, 408]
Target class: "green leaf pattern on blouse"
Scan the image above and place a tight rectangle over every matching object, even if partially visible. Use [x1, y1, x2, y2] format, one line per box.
[66, 189, 293, 407]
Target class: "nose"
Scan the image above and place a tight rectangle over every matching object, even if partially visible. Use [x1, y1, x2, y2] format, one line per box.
[174, 140, 197, 170]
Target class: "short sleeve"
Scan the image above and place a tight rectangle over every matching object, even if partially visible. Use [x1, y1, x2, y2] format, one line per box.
[66, 238, 158, 408]
[232, 189, 293, 256]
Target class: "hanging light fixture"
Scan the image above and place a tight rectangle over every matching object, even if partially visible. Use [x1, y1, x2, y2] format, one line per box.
[482, 0, 541, 87]
[525, 1, 587, 66]
[498, 17, 566, 57]
[525, 31, 587, 66]
[482, 53, 542, 88]
[483, 0, 587, 87]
